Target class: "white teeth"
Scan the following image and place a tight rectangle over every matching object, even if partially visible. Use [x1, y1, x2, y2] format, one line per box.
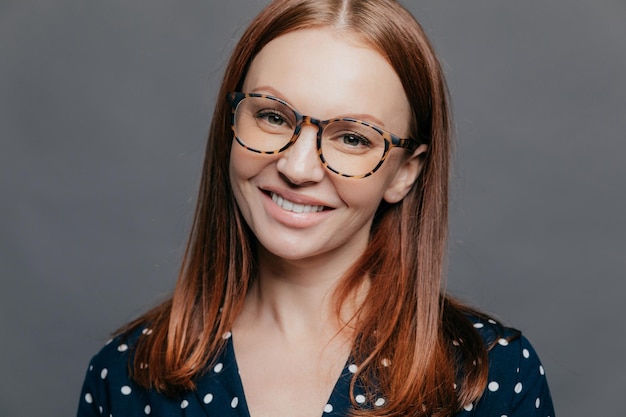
[271, 192, 324, 213]
[282, 199, 294, 211]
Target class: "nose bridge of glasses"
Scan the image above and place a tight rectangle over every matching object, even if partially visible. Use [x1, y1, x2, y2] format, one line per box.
[276, 114, 327, 183]
[296, 115, 325, 140]
[288, 115, 323, 156]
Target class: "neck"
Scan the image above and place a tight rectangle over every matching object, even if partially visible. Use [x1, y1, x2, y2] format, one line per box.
[237, 247, 367, 341]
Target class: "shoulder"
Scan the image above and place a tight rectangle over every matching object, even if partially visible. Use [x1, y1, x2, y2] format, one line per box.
[85, 326, 146, 385]
[76, 326, 184, 417]
[464, 314, 521, 348]
[457, 316, 555, 417]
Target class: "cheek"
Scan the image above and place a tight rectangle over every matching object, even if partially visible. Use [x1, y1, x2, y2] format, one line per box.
[228, 145, 257, 213]
[332, 175, 390, 212]
[229, 143, 267, 182]
[335, 156, 405, 208]
[229, 146, 259, 220]
[229, 145, 246, 183]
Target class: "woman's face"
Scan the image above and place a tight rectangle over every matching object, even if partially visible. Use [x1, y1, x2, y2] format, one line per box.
[229, 27, 426, 266]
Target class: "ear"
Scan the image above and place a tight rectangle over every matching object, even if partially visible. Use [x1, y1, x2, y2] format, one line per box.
[383, 144, 428, 203]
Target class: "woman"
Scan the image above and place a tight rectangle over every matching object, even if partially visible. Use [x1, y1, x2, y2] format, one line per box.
[77, 1, 554, 416]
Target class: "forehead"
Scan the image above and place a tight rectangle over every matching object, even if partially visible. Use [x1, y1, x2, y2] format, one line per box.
[242, 27, 411, 134]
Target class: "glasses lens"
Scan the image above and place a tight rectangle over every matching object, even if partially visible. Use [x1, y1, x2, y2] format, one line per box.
[234, 96, 297, 152]
[233, 95, 389, 177]
[321, 120, 387, 176]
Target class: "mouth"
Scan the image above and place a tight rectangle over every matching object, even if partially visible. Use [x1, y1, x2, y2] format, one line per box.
[270, 192, 327, 213]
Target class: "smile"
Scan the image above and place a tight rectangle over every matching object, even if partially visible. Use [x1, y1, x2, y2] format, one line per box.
[271, 192, 325, 213]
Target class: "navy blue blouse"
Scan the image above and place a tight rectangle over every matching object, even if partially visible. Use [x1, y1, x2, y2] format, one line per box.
[77, 317, 554, 417]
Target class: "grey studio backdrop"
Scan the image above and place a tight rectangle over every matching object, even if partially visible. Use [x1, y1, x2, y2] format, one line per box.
[1, 0, 624, 416]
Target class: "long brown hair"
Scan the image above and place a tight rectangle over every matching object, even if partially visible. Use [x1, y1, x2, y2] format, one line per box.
[121, 1, 492, 415]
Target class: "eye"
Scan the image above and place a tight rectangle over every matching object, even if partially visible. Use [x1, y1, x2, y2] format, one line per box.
[257, 111, 283, 125]
[256, 110, 288, 125]
[323, 121, 383, 156]
[341, 133, 371, 148]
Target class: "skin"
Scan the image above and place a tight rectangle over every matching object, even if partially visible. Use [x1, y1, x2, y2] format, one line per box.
[229, 27, 427, 417]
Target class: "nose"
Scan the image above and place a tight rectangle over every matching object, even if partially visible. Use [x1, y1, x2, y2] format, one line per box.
[276, 123, 325, 185]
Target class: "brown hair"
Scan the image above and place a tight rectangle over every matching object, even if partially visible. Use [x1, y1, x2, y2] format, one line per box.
[121, 1, 493, 415]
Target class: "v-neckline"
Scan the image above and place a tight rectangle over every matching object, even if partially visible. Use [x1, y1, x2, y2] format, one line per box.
[193, 334, 360, 417]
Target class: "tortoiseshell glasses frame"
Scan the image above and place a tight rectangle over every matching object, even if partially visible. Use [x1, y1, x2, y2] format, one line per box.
[227, 92, 422, 179]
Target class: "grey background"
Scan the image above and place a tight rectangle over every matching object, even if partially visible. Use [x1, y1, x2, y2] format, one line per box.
[1, 0, 624, 416]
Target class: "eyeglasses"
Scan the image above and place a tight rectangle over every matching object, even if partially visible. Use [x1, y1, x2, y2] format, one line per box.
[227, 92, 421, 178]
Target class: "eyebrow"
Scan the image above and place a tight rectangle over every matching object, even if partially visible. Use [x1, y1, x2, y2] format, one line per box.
[249, 85, 388, 128]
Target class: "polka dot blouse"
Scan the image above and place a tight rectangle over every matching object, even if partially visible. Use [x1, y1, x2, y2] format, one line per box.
[77, 317, 554, 416]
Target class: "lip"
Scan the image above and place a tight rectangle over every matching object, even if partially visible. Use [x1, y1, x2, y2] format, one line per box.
[258, 187, 335, 229]
[271, 192, 325, 213]
[260, 186, 335, 209]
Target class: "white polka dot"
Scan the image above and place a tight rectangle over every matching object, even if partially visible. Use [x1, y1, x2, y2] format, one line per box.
[522, 348, 530, 358]
[453, 383, 457, 390]
[100, 368, 108, 379]
[535, 397, 541, 408]
[381, 358, 391, 367]
[222, 331, 232, 339]
[488, 381, 499, 392]
[539, 365, 545, 375]
[214, 363, 224, 373]
[144, 405, 151, 414]
[452, 340, 460, 346]
[181, 400, 189, 409]
[89, 365, 93, 371]
[355, 394, 366, 404]
[105, 338, 113, 345]
[121, 386, 132, 395]
[501, 415, 508, 417]
[374, 398, 386, 407]
[84, 393, 93, 404]
[142, 328, 153, 335]
[488, 319, 497, 324]
[514, 382, 523, 394]
[348, 364, 358, 373]
[473, 322, 484, 328]
[463, 403, 474, 411]
[231, 397, 239, 408]
[323, 404, 333, 413]
[203, 393, 213, 404]
[118, 344, 129, 352]
[498, 338, 509, 346]
[99, 406, 103, 414]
